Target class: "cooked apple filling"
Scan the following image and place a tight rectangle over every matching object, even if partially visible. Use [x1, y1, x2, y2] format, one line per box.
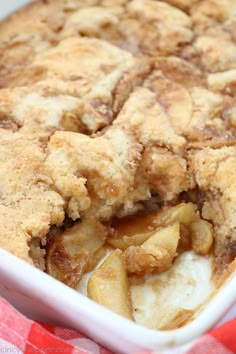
[0, 0, 235, 328]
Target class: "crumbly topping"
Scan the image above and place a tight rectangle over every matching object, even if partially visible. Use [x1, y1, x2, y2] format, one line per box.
[0, 0, 235, 270]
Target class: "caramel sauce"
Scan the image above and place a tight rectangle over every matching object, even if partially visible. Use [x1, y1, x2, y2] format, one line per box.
[111, 211, 158, 238]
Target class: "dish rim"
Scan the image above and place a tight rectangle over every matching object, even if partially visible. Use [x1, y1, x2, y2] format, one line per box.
[0, 248, 235, 353]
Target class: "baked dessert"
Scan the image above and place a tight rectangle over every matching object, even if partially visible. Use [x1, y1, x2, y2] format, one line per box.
[0, 0, 235, 326]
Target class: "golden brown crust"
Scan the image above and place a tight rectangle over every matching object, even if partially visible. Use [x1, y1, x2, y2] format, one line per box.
[0, 0, 235, 272]
[188, 146, 236, 271]
[0, 130, 65, 262]
[46, 126, 143, 220]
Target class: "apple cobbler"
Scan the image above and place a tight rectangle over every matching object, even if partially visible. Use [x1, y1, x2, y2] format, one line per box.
[0, 0, 235, 328]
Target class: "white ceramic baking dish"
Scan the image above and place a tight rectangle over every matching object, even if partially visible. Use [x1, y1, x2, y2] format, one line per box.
[0, 2, 235, 353]
[0, 249, 235, 354]
[0, 0, 29, 20]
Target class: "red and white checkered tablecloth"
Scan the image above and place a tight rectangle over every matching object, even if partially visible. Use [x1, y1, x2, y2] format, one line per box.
[0, 296, 235, 354]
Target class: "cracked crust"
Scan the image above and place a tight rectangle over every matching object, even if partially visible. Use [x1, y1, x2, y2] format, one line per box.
[189, 146, 236, 271]
[0, 0, 235, 274]
[46, 126, 143, 220]
[0, 130, 65, 263]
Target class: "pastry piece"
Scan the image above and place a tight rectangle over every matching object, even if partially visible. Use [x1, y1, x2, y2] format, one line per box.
[189, 146, 236, 272]
[182, 0, 236, 73]
[61, 5, 124, 41]
[117, 67, 192, 198]
[144, 70, 193, 135]
[184, 87, 225, 142]
[113, 87, 186, 154]
[0, 85, 130, 139]
[191, 0, 236, 36]
[192, 35, 236, 73]
[154, 57, 206, 89]
[0, 206, 32, 263]
[140, 147, 190, 202]
[122, 0, 193, 55]
[46, 85, 190, 225]
[124, 223, 180, 274]
[0, 37, 150, 131]
[109, 85, 189, 206]
[61, 0, 193, 56]
[46, 126, 142, 221]
[0, 0, 102, 85]
[0, 130, 64, 266]
[208, 70, 236, 95]
[145, 59, 236, 146]
[0, 87, 87, 138]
